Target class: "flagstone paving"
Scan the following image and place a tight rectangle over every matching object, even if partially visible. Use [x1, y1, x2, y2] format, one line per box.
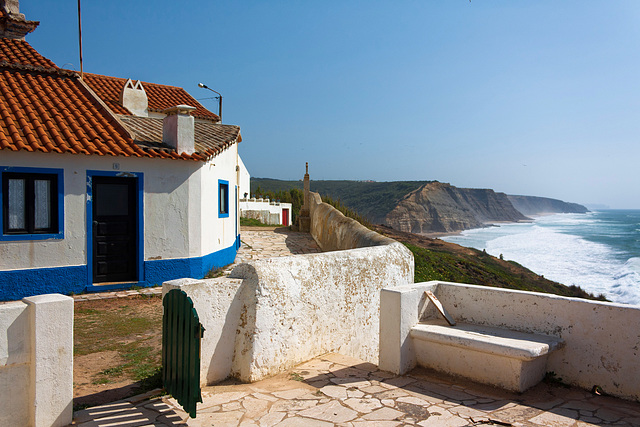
[72, 352, 640, 426]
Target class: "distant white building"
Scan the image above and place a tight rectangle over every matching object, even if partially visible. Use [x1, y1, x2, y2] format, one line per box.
[240, 197, 293, 227]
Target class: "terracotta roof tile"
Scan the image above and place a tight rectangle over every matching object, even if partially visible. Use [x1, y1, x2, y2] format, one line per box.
[83, 73, 220, 121]
[0, 38, 56, 68]
[0, 40, 233, 162]
[0, 66, 151, 158]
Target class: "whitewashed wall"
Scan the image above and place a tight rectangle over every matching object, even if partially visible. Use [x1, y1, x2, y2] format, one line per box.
[239, 199, 292, 226]
[199, 144, 239, 257]
[0, 294, 73, 427]
[229, 242, 414, 382]
[0, 148, 239, 270]
[237, 155, 250, 200]
[380, 281, 640, 402]
[164, 196, 414, 385]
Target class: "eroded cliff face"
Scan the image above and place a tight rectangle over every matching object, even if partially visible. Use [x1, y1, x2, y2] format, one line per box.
[385, 182, 530, 233]
[507, 195, 589, 216]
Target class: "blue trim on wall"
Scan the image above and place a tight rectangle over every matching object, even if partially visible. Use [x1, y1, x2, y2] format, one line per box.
[144, 241, 239, 286]
[86, 170, 144, 286]
[0, 166, 64, 241]
[0, 240, 241, 300]
[0, 265, 86, 302]
[218, 179, 229, 218]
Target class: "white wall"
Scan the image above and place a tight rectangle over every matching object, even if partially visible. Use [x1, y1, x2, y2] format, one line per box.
[239, 199, 293, 226]
[380, 281, 640, 402]
[0, 294, 73, 427]
[237, 155, 250, 200]
[163, 196, 414, 385]
[199, 144, 240, 257]
[229, 242, 414, 382]
[0, 148, 240, 272]
[163, 277, 245, 386]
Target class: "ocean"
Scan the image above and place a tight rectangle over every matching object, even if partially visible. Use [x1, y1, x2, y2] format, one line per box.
[442, 210, 640, 305]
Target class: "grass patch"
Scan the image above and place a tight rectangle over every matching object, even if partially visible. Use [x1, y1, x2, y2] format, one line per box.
[74, 295, 164, 400]
[290, 372, 304, 381]
[240, 217, 278, 227]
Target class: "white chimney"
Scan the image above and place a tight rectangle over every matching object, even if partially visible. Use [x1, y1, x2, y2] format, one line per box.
[120, 79, 148, 117]
[162, 105, 196, 155]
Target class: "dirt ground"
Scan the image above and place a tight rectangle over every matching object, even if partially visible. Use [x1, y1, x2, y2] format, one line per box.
[73, 295, 163, 408]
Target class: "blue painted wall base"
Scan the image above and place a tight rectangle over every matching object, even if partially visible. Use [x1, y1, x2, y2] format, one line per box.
[0, 265, 86, 301]
[0, 238, 240, 301]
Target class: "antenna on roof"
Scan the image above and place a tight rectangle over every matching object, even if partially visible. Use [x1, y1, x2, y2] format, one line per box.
[77, 0, 83, 78]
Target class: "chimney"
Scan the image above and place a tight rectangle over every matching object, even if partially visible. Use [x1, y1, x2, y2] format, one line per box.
[162, 105, 196, 155]
[0, 0, 39, 40]
[120, 79, 148, 117]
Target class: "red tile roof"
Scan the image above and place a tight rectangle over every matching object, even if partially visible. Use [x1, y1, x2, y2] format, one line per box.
[83, 73, 220, 121]
[0, 37, 56, 69]
[0, 39, 232, 161]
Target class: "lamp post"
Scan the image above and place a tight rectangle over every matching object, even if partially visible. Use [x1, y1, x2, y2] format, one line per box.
[197, 83, 222, 122]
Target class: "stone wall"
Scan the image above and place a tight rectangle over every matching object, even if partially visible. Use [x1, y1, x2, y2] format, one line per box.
[0, 294, 73, 427]
[164, 194, 414, 384]
[309, 192, 394, 251]
[229, 241, 413, 382]
[380, 281, 640, 402]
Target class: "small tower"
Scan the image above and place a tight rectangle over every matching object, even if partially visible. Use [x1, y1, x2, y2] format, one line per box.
[298, 162, 311, 232]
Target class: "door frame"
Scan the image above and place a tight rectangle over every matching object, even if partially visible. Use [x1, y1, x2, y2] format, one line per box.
[86, 170, 144, 290]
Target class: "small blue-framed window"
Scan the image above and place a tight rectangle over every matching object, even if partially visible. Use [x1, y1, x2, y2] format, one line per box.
[218, 179, 229, 218]
[0, 166, 64, 241]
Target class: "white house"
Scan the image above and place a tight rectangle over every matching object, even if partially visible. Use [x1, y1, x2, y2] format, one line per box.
[239, 198, 293, 227]
[0, 3, 244, 300]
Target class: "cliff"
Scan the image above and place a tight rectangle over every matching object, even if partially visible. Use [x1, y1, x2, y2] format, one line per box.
[507, 195, 589, 216]
[385, 182, 530, 233]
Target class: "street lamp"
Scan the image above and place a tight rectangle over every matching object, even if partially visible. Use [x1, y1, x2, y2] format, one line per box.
[197, 83, 222, 122]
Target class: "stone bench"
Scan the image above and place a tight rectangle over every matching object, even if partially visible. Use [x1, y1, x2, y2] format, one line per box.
[410, 319, 564, 392]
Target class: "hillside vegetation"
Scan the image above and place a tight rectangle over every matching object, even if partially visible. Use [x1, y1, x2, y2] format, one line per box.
[372, 224, 605, 300]
[252, 178, 429, 223]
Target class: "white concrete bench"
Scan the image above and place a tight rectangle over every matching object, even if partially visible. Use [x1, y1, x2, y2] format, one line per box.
[410, 319, 564, 392]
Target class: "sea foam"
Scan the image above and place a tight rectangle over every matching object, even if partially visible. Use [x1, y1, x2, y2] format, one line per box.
[444, 213, 640, 305]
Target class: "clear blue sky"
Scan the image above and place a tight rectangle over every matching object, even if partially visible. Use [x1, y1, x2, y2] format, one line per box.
[22, 1, 640, 208]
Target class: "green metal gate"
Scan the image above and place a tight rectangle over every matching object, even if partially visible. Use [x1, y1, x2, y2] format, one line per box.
[162, 289, 205, 418]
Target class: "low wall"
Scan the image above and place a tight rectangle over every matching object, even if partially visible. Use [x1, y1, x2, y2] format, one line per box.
[0, 294, 73, 427]
[229, 241, 413, 382]
[164, 195, 414, 384]
[309, 192, 394, 251]
[380, 281, 640, 402]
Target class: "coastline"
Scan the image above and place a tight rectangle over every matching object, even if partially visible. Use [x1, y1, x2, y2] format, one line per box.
[418, 218, 537, 240]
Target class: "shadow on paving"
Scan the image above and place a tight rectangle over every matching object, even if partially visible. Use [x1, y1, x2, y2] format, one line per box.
[72, 357, 640, 426]
[273, 227, 321, 254]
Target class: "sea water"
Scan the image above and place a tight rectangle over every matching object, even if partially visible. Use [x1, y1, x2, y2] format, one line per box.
[442, 210, 640, 305]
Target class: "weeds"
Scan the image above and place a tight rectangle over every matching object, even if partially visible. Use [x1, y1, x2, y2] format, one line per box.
[290, 372, 304, 381]
[205, 263, 232, 279]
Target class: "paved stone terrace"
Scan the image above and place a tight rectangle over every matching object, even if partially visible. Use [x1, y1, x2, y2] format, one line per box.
[72, 353, 640, 426]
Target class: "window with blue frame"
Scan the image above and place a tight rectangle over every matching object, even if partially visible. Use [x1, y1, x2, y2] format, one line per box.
[1, 168, 63, 238]
[219, 180, 229, 218]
